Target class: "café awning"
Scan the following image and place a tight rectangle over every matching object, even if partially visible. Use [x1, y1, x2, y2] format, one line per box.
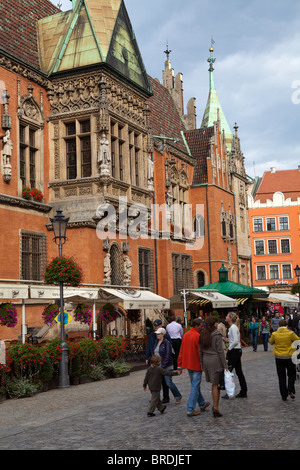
[99, 287, 170, 310]
[0, 283, 29, 299]
[266, 293, 299, 308]
[189, 291, 238, 309]
[29, 286, 99, 300]
[169, 290, 238, 309]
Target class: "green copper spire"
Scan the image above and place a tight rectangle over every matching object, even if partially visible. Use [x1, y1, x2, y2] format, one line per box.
[201, 46, 233, 151]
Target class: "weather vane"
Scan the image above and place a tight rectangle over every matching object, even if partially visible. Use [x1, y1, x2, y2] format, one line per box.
[164, 42, 171, 60]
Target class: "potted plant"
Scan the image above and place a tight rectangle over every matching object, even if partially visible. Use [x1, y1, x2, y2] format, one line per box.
[41, 303, 59, 325]
[31, 188, 44, 202]
[0, 302, 17, 328]
[22, 186, 31, 200]
[43, 256, 83, 286]
[74, 303, 92, 325]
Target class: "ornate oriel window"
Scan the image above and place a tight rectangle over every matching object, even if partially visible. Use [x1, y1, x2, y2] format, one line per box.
[110, 121, 125, 181]
[64, 119, 91, 180]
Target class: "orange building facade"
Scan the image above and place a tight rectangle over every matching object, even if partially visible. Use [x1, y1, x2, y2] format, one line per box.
[248, 168, 300, 293]
[0, 0, 251, 341]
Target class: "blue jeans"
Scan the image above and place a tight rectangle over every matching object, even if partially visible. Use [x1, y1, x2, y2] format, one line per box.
[164, 374, 182, 400]
[262, 333, 269, 351]
[187, 370, 205, 414]
[250, 330, 258, 351]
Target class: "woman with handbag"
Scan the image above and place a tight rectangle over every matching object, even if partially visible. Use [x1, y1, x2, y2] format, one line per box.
[223, 312, 248, 398]
[199, 316, 228, 417]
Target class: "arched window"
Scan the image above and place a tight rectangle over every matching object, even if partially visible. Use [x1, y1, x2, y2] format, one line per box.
[110, 243, 123, 285]
[197, 271, 205, 288]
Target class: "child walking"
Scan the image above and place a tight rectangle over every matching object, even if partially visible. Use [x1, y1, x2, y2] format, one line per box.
[143, 354, 182, 417]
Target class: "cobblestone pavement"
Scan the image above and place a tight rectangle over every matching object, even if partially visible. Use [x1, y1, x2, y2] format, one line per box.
[0, 345, 299, 451]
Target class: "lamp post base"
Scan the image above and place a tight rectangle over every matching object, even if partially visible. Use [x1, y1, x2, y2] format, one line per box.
[58, 340, 70, 389]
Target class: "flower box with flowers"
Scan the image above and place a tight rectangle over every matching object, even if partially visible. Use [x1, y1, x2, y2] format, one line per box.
[31, 188, 44, 202]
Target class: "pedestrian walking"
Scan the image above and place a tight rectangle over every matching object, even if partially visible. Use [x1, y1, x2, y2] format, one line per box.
[259, 315, 270, 351]
[177, 318, 210, 417]
[145, 318, 172, 403]
[249, 316, 259, 351]
[143, 355, 182, 417]
[269, 319, 300, 401]
[152, 327, 182, 404]
[199, 316, 228, 417]
[217, 318, 227, 353]
[166, 313, 183, 370]
[271, 310, 283, 332]
[223, 312, 248, 399]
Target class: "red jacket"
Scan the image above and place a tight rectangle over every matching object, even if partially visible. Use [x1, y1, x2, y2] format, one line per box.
[177, 327, 202, 371]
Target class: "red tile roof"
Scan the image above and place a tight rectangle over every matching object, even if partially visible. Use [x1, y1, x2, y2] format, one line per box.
[0, 0, 60, 70]
[184, 127, 214, 184]
[147, 76, 189, 155]
[255, 169, 300, 202]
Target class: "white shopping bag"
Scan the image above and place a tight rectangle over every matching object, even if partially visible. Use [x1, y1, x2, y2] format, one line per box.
[224, 369, 235, 398]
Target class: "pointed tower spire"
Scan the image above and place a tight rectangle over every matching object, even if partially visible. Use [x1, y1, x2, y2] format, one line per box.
[201, 44, 233, 151]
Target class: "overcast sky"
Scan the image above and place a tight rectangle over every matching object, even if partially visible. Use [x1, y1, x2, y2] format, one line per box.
[52, 0, 300, 179]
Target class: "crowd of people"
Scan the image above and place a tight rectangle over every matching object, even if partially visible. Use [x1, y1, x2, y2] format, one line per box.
[143, 308, 300, 417]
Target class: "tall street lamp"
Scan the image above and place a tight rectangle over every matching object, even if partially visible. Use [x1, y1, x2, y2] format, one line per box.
[294, 264, 300, 311]
[50, 208, 70, 389]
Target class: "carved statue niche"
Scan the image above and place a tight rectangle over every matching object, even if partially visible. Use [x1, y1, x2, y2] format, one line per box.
[147, 155, 154, 190]
[98, 133, 111, 176]
[1, 129, 13, 183]
[123, 255, 133, 285]
[103, 252, 111, 284]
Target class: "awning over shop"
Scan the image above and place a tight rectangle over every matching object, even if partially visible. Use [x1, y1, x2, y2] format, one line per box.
[0, 283, 29, 299]
[189, 291, 238, 308]
[29, 286, 99, 300]
[266, 293, 299, 308]
[169, 290, 238, 309]
[99, 288, 170, 310]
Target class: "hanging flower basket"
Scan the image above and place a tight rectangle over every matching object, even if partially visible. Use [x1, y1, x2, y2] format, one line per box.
[127, 309, 141, 324]
[42, 303, 59, 326]
[0, 302, 18, 328]
[43, 256, 83, 287]
[98, 303, 119, 325]
[74, 303, 92, 325]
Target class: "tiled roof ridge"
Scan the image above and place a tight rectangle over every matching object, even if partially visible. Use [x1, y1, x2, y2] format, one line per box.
[147, 75, 190, 156]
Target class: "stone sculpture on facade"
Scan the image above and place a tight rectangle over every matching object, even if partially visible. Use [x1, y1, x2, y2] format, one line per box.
[147, 155, 154, 190]
[103, 252, 111, 284]
[123, 255, 132, 285]
[1, 129, 12, 183]
[98, 133, 111, 176]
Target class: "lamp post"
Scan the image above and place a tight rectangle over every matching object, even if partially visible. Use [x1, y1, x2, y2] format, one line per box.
[50, 208, 70, 389]
[294, 265, 300, 311]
